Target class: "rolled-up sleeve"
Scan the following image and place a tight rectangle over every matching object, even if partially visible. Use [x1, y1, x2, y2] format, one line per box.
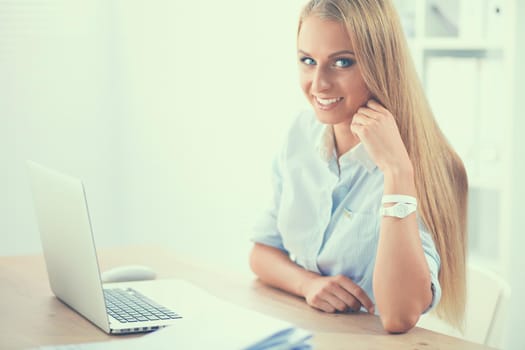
[418, 219, 442, 313]
[250, 152, 288, 253]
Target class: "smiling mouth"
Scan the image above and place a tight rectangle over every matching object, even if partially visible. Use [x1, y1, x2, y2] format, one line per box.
[314, 96, 343, 109]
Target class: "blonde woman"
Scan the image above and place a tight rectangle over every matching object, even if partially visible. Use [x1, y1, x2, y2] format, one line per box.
[249, 0, 467, 334]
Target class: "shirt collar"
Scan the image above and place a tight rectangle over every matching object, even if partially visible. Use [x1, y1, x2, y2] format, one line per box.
[316, 125, 377, 173]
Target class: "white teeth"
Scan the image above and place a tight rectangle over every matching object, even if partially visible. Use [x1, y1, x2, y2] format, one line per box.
[316, 96, 342, 105]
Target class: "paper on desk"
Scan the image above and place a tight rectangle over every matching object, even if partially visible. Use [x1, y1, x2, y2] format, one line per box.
[37, 281, 312, 350]
[140, 310, 313, 350]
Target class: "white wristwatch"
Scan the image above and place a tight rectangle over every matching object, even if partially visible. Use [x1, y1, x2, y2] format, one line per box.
[379, 195, 417, 218]
[379, 202, 417, 218]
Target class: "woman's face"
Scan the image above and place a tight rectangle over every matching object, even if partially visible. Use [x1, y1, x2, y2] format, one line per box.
[297, 15, 371, 125]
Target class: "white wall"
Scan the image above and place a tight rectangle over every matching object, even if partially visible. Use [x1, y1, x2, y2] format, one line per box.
[108, 0, 309, 271]
[504, 0, 525, 347]
[1, 1, 124, 253]
[1, 0, 307, 274]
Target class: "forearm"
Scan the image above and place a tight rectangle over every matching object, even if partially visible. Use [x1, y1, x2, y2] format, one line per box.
[373, 167, 432, 332]
[249, 243, 319, 297]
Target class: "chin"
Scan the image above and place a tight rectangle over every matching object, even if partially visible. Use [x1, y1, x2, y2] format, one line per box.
[313, 108, 351, 125]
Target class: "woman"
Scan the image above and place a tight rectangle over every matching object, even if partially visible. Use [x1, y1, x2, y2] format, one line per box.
[249, 0, 468, 334]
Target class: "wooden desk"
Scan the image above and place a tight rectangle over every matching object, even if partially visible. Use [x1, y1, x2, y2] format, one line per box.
[0, 246, 494, 350]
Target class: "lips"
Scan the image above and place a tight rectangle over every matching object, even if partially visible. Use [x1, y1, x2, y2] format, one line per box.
[314, 95, 343, 110]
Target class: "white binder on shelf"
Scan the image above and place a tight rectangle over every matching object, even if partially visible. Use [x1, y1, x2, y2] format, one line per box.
[425, 56, 480, 180]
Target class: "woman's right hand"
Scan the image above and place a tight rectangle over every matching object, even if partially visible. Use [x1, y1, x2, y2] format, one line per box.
[301, 274, 375, 314]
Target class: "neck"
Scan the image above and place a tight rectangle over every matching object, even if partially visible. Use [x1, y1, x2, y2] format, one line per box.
[333, 122, 359, 157]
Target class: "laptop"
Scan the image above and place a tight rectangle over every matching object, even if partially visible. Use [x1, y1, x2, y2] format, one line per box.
[26, 161, 196, 334]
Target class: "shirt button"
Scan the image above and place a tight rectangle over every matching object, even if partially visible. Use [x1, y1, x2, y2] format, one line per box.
[344, 208, 353, 219]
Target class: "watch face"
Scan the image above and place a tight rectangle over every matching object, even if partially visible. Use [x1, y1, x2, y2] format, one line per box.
[395, 205, 408, 217]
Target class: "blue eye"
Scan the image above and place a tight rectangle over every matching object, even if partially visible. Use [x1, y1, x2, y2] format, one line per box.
[334, 58, 354, 68]
[300, 57, 316, 65]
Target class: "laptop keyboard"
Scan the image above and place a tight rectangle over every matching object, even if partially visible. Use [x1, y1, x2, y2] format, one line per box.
[104, 288, 181, 323]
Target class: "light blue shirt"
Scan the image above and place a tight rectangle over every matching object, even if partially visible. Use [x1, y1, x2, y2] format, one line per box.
[252, 110, 441, 312]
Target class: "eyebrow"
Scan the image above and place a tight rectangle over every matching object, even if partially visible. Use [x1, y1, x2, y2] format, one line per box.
[298, 49, 355, 57]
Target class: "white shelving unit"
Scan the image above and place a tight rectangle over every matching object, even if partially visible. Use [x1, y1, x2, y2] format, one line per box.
[393, 0, 514, 277]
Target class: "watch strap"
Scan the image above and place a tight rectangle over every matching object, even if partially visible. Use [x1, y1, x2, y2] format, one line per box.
[381, 194, 417, 205]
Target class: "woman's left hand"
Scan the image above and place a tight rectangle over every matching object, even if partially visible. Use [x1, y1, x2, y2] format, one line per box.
[350, 99, 413, 174]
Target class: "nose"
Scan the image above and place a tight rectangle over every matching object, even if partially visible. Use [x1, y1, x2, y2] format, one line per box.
[311, 66, 331, 93]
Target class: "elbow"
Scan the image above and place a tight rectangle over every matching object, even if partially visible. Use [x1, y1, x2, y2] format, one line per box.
[380, 312, 420, 334]
[376, 294, 429, 333]
[373, 273, 431, 333]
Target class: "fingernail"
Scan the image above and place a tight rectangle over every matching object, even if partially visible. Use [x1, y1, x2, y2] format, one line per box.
[369, 306, 375, 314]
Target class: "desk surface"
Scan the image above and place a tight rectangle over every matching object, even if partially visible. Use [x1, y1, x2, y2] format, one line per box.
[0, 246, 494, 350]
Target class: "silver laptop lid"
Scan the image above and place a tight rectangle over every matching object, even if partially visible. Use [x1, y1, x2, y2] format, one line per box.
[27, 161, 110, 333]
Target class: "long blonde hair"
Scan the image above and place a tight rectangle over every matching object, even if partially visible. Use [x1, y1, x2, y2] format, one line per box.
[299, 0, 468, 330]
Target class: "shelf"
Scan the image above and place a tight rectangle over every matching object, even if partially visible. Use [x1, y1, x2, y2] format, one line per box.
[408, 38, 504, 52]
[395, 0, 514, 279]
[423, 39, 503, 52]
